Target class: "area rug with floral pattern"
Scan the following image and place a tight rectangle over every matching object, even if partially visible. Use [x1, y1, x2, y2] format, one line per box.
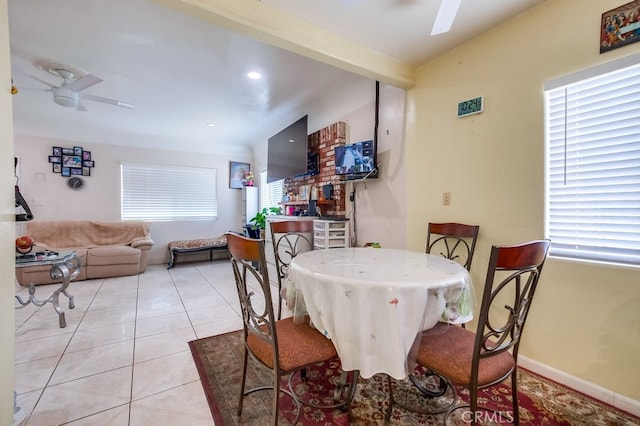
[189, 330, 640, 425]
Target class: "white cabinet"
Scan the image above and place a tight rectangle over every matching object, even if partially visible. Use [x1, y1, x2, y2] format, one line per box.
[313, 219, 350, 249]
[241, 187, 259, 227]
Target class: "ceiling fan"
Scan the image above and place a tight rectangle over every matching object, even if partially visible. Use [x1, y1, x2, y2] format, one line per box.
[431, 0, 462, 35]
[27, 60, 135, 112]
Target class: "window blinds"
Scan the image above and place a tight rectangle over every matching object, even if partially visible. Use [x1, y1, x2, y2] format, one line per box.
[545, 62, 640, 266]
[260, 171, 283, 210]
[122, 162, 217, 221]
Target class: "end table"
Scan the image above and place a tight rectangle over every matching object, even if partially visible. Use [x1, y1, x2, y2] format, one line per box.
[15, 251, 82, 328]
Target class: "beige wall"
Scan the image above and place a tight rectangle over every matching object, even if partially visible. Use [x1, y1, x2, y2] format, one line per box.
[406, 0, 640, 401]
[1, 0, 16, 424]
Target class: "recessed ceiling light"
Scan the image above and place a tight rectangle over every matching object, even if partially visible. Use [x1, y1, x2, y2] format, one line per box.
[207, 123, 216, 127]
[247, 71, 262, 80]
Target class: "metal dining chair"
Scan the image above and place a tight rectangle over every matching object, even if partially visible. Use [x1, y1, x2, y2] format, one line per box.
[388, 239, 551, 425]
[225, 232, 356, 425]
[426, 222, 480, 271]
[269, 220, 314, 320]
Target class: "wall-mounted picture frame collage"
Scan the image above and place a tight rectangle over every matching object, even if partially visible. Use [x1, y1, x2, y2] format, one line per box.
[48, 146, 95, 177]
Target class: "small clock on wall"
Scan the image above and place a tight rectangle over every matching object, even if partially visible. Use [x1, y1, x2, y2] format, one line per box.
[67, 176, 85, 190]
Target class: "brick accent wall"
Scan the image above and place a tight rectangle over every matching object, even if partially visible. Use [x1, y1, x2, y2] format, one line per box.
[283, 121, 346, 216]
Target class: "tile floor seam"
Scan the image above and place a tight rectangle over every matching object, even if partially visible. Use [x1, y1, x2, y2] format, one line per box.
[170, 267, 196, 334]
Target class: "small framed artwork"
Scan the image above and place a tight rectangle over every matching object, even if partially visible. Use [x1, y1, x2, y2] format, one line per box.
[83, 160, 94, 167]
[52, 163, 62, 173]
[82, 151, 91, 161]
[62, 155, 82, 167]
[48, 156, 61, 163]
[73, 146, 83, 156]
[82, 167, 91, 176]
[299, 185, 310, 201]
[61, 147, 74, 155]
[601, 1, 640, 53]
[52, 146, 62, 156]
[70, 167, 82, 175]
[61, 167, 71, 177]
[229, 161, 250, 189]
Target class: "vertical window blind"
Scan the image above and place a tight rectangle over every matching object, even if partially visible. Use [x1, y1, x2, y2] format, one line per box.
[260, 171, 283, 210]
[544, 61, 640, 266]
[122, 162, 217, 221]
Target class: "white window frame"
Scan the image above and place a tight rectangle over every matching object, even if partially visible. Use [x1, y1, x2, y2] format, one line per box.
[260, 170, 284, 210]
[121, 162, 218, 221]
[544, 54, 640, 267]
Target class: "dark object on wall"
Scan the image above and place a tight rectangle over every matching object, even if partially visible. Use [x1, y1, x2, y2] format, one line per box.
[15, 157, 33, 221]
[294, 152, 319, 178]
[600, 1, 640, 54]
[15, 186, 33, 221]
[307, 200, 317, 216]
[323, 184, 334, 200]
[267, 115, 308, 182]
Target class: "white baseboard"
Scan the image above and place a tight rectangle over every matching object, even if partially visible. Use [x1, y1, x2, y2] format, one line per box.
[518, 355, 640, 418]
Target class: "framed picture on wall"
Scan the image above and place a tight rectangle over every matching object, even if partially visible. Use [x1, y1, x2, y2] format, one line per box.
[62, 155, 82, 167]
[299, 185, 310, 201]
[600, 1, 640, 53]
[229, 161, 250, 189]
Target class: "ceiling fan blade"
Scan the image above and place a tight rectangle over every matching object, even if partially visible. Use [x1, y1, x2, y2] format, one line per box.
[82, 93, 135, 109]
[65, 74, 103, 92]
[431, 0, 462, 35]
[24, 73, 56, 89]
[76, 101, 89, 112]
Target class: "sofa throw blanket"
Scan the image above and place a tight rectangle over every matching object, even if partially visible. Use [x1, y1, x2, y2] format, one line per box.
[26, 220, 152, 249]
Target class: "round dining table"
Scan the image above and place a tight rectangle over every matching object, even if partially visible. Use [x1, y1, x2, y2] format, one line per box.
[285, 247, 475, 380]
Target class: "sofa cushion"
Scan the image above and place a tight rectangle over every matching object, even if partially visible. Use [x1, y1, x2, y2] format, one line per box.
[26, 220, 152, 249]
[87, 245, 141, 266]
[87, 263, 140, 279]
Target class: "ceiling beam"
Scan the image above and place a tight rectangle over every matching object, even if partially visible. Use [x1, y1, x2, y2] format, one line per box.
[151, 0, 416, 89]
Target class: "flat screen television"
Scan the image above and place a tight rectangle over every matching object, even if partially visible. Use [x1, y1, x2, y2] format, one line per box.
[267, 115, 308, 183]
[334, 140, 378, 180]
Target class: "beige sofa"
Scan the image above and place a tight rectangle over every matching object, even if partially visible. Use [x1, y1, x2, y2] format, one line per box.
[16, 220, 154, 286]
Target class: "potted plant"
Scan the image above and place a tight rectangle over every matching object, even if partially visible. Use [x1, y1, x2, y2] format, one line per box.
[247, 207, 282, 239]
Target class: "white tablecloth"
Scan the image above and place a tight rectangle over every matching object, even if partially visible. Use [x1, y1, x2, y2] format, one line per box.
[284, 247, 474, 379]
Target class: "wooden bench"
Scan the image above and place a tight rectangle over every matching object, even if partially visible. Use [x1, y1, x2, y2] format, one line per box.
[167, 235, 228, 269]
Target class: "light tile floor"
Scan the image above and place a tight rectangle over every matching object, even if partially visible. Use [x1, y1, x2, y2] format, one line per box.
[14, 259, 287, 425]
